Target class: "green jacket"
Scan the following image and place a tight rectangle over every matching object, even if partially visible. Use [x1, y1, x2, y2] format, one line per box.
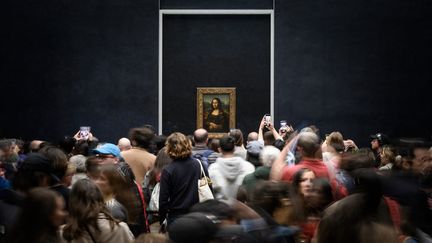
[241, 166, 271, 192]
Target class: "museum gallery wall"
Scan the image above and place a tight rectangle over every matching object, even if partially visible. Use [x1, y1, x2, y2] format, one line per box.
[2, 0, 431, 146]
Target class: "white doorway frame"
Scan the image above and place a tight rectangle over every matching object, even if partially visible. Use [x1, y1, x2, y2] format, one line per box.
[158, 9, 274, 134]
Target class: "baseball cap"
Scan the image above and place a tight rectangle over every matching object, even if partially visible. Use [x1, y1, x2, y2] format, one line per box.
[92, 143, 121, 158]
[370, 133, 389, 145]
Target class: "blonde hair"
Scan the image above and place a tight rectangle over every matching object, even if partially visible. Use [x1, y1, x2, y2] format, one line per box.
[166, 132, 192, 160]
[325, 131, 345, 152]
[380, 145, 395, 165]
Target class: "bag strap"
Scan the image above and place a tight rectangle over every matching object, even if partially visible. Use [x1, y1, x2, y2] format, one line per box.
[196, 159, 205, 178]
[135, 180, 150, 233]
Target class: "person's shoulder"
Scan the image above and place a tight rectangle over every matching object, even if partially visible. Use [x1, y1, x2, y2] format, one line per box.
[304, 159, 330, 175]
[186, 156, 200, 164]
[301, 158, 324, 165]
[161, 162, 177, 174]
[241, 160, 255, 173]
[255, 165, 271, 175]
[123, 148, 153, 156]
[51, 184, 70, 197]
[164, 161, 178, 169]
[242, 172, 255, 184]
[118, 221, 132, 232]
[192, 146, 212, 154]
[120, 149, 135, 158]
[203, 148, 214, 156]
[144, 150, 157, 160]
[172, 157, 198, 168]
[97, 218, 134, 241]
[208, 162, 220, 173]
[117, 222, 134, 241]
[140, 150, 156, 160]
[281, 165, 302, 181]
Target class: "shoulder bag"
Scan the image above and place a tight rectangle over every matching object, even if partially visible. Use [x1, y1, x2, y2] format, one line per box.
[196, 159, 214, 202]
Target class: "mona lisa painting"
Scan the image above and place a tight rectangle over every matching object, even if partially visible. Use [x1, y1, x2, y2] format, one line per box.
[197, 87, 236, 138]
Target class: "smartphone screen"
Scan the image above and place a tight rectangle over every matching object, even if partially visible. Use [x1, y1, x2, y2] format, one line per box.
[280, 120, 287, 127]
[264, 114, 271, 126]
[79, 126, 91, 140]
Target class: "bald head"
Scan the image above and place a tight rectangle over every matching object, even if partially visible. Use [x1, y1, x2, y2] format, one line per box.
[117, 137, 132, 151]
[297, 132, 321, 158]
[30, 140, 44, 152]
[247, 132, 258, 142]
[193, 129, 208, 145]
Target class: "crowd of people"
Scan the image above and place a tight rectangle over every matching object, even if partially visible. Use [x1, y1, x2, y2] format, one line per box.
[0, 117, 431, 243]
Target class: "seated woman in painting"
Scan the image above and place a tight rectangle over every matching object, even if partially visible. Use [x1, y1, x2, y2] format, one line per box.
[204, 97, 229, 133]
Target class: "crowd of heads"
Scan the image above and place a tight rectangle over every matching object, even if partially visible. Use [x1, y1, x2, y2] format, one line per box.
[0, 119, 431, 243]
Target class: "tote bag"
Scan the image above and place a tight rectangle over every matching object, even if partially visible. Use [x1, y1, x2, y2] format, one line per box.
[197, 159, 214, 202]
[148, 182, 160, 212]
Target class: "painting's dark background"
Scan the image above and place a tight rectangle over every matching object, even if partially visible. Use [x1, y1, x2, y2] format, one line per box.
[1, 0, 431, 147]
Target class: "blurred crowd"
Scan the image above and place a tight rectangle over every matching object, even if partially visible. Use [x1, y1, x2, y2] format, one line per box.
[0, 117, 431, 243]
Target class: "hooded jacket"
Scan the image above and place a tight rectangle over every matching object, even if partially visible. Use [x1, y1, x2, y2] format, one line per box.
[208, 156, 255, 199]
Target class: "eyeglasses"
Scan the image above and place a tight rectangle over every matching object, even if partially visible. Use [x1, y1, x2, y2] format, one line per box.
[95, 154, 116, 159]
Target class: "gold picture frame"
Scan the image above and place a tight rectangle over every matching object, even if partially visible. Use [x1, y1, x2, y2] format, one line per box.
[197, 87, 236, 138]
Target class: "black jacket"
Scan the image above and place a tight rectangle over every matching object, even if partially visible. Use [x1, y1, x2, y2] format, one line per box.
[159, 157, 210, 224]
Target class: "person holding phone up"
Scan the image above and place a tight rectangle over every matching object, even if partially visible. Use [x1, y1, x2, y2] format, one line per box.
[258, 115, 293, 150]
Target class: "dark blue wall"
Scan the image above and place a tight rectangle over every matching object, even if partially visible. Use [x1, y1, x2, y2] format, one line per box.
[1, 0, 431, 146]
[1, 0, 159, 143]
[274, 0, 432, 146]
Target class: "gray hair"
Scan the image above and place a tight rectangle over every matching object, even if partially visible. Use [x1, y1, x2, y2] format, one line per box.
[0, 139, 13, 150]
[69, 154, 87, 173]
[300, 127, 314, 133]
[260, 146, 281, 167]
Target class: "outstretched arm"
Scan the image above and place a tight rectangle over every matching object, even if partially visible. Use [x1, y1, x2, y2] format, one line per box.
[270, 133, 299, 181]
[258, 115, 266, 142]
[267, 122, 283, 141]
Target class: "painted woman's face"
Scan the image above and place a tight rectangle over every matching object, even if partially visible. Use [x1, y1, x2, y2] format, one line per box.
[212, 99, 219, 109]
[299, 171, 315, 197]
